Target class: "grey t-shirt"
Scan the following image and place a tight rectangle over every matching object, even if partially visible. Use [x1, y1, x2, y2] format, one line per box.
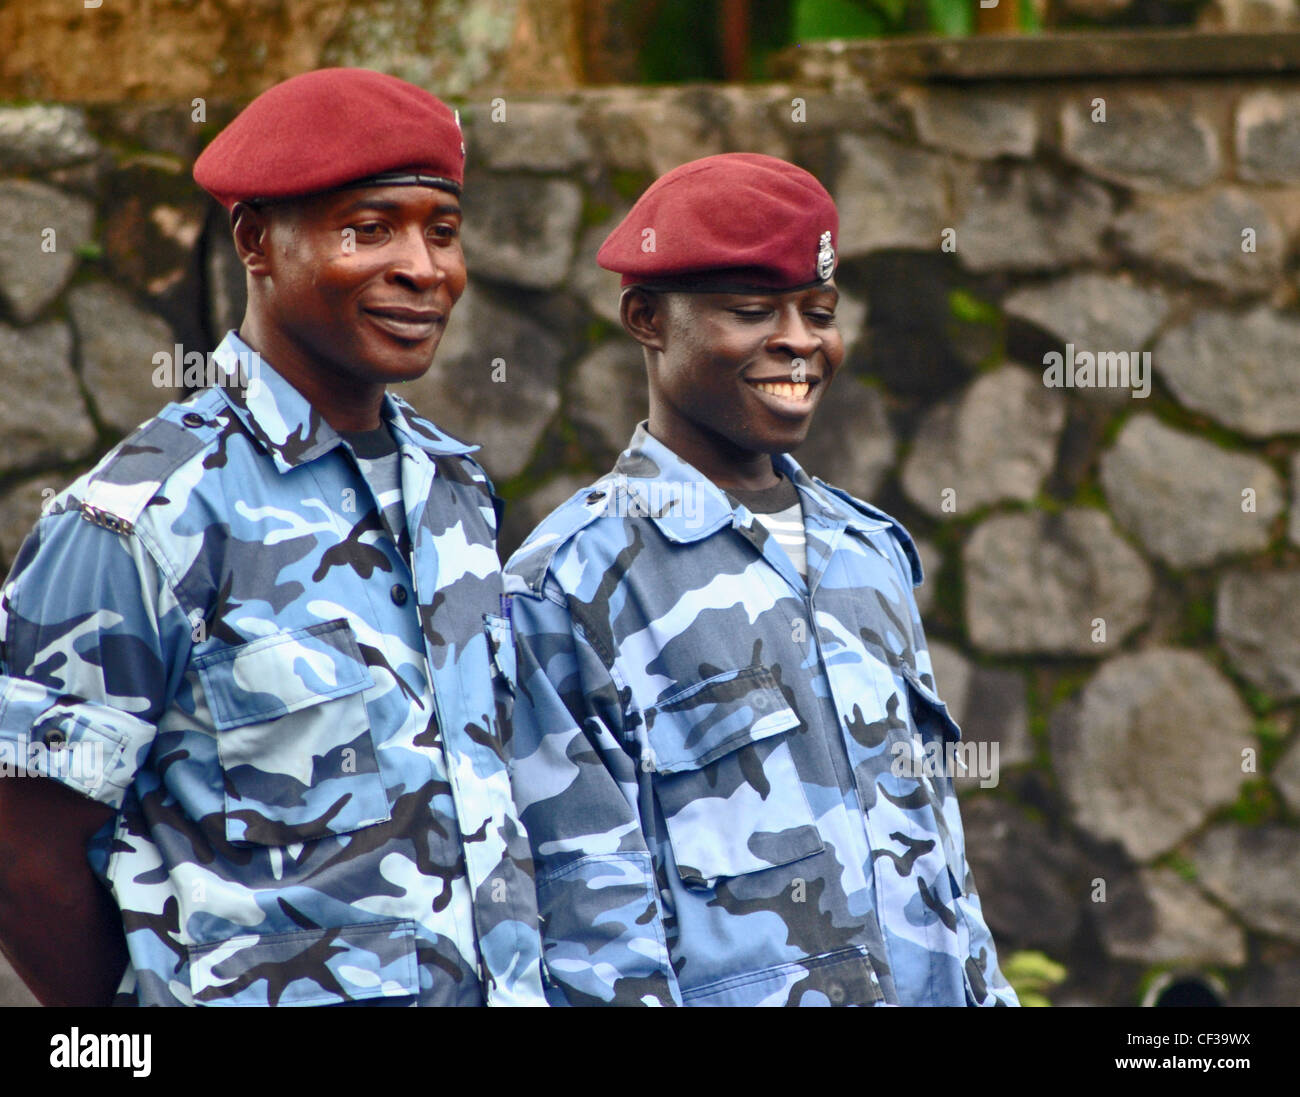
[341, 423, 409, 558]
[725, 472, 807, 580]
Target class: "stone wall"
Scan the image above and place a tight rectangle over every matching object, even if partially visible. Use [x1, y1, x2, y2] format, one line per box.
[2, 59, 1299, 1006]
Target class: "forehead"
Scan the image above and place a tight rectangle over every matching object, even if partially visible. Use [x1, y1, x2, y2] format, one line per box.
[282, 184, 462, 222]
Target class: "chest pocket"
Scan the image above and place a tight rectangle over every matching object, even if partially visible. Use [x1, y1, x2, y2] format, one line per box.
[899, 664, 968, 896]
[643, 666, 823, 890]
[195, 618, 391, 846]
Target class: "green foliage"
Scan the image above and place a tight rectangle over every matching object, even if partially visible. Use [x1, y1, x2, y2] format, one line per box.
[1048, 667, 1091, 708]
[1154, 850, 1198, 882]
[639, 0, 722, 82]
[1224, 778, 1277, 825]
[1152, 399, 1258, 456]
[926, 0, 973, 35]
[75, 241, 103, 261]
[793, 0, 1040, 39]
[1071, 479, 1108, 510]
[1255, 717, 1286, 743]
[1023, 672, 1064, 779]
[944, 287, 1004, 370]
[1255, 717, 1288, 773]
[795, 0, 891, 38]
[581, 198, 613, 231]
[585, 318, 616, 347]
[1175, 592, 1215, 646]
[1240, 683, 1275, 718]
[1002, 949, 1066, 1006]
[947, 287, 1000, 327]
[1027, 490, 1066, 515]
[609, 170, 651, 203]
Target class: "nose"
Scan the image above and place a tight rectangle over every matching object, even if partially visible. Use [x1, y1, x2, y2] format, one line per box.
[386, 225, 444, 291]
[768, 303, 820, 361]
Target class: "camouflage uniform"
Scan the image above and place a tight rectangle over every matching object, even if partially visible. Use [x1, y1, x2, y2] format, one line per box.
[0, 332, 546, 1006]
[505, 423, 1017, 1007]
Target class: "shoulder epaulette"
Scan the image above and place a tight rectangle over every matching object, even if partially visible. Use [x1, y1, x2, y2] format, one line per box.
[77, 398, 222, 534]
[505, 483, 613, 595]
[812, 477, 924, 587]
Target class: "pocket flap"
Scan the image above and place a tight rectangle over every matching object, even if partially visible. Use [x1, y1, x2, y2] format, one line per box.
[901, 664, 962, 742]
[196, 619, 373, 731]
[188, 919, 419, 1006]
[644, 666, 799, 774]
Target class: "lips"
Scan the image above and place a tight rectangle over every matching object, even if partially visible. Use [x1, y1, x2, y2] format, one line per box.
[362, 305, 444, 341]
[744, 373, 822, 417]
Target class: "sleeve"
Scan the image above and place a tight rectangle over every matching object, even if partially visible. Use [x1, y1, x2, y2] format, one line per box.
[506, 576, 680, 1007]
[898, 540, 1019, 1008]
[0, 508, 193, 811]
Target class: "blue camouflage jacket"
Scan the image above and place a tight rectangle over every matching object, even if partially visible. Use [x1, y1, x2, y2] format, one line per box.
[0, 332, 546, 1007]
[505, 423, 1017, 1007]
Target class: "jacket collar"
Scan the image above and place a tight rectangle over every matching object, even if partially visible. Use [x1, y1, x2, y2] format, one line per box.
[211, 331, 477, 474]
[609, 421, 895, 543]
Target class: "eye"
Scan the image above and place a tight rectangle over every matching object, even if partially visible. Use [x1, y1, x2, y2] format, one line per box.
[729, 307, 770, 321]
[352, 221, 387, 241]
[429, 221, 460, 243]
[806, 309, 837, 326]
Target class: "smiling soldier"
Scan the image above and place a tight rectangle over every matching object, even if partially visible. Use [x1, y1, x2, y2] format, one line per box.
[505, 153, 1017, 1007]
[0, 68, 545, 1006]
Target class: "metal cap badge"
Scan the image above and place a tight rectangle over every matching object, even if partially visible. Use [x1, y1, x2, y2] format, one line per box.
[817, 230, 836, 282]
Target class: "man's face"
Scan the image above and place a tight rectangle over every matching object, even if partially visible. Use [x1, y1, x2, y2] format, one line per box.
[256, 184, 466, 385]
[649, 284, 845, 456]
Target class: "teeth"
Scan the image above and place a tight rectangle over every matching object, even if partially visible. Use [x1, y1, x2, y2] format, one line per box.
[753, 381, 811, 400]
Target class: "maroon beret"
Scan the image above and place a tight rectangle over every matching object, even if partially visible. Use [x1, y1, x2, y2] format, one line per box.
[597, 153, 838, 293]
[194, 68, 465, 210]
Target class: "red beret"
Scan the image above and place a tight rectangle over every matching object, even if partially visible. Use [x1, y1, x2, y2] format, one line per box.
[597, 153, 838, 293]
[194, 68, 465, 210]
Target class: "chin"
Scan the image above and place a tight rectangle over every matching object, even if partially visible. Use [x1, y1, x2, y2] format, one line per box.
[364, 347, 441, 383]
[730, 427, 809, 456]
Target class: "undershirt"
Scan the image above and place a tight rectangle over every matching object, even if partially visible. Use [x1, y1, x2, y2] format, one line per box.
[725, 472, 807, 580]
[340, 423, 410, 559]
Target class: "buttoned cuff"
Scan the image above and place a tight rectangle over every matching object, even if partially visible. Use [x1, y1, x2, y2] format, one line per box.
[0, 677, 156, 809]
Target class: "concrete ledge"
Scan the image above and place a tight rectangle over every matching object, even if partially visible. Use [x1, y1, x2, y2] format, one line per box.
[772, 30, 1300, 85]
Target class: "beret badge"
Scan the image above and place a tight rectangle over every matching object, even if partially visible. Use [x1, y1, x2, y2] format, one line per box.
[817, 230, 836, 282]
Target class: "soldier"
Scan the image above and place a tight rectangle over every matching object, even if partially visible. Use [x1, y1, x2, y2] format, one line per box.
[0, 68, 546, 1006]
[505, 153, 1017, 1007]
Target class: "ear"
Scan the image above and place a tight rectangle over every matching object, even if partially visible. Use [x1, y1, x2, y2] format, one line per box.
[231, 202, 275, 277]
[619, 287, 668, 353]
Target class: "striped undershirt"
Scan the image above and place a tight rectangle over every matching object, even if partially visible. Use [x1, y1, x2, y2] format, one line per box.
[725, 472, 807, 580]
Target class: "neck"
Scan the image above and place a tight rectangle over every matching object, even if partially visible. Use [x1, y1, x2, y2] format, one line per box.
[645, 412, 781, 492]
[236, 315, 385, 432]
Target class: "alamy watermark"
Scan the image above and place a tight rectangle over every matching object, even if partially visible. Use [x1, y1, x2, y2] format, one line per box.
[890, 736, 1000, 789]
[591, 474, 705, 527]
[0, 736, 105, 789]
[1042, 345, 1151, 399]
[152, 345, 263, 394]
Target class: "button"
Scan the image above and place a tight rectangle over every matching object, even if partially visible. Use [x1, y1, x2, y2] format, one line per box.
[585, 491, 605, 504]
[390, 584, 408, 606]
[181, 412, 206, 428]
[42, 727, 66, 750]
